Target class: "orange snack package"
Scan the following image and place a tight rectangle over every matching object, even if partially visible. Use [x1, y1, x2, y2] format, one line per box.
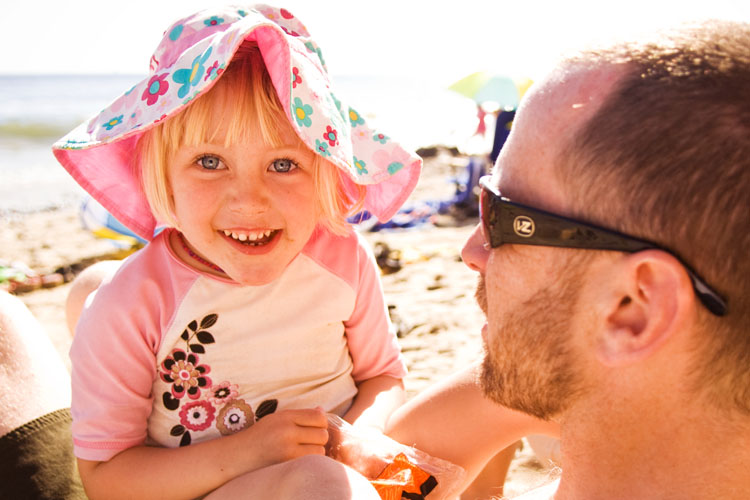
[325, 415, 465, 500]
[370, 452, 438, 500]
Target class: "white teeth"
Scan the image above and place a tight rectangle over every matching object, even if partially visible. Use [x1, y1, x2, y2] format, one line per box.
[224, 229, 275, 243]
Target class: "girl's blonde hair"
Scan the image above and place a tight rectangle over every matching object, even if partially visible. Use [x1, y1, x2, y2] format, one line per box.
[137, 42, 364, 236]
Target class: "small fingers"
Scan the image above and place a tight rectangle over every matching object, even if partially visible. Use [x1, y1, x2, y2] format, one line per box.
[295, 425, 329, 446]
[286, 408, 329, 429]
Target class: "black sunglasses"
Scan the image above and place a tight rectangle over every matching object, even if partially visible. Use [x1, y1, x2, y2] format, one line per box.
[478, 176, 727, 316]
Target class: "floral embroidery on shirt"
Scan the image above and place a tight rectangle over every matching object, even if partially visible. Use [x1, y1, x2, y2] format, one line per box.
[180, 313, 217, 353]
[216, 399, 254, 435]
[207, 381, 239, 406]
[173, 398, 279, 444]
[180, 401, 216, 432]
[160, 314, 216, 411]
[255, 399, 278, 420]
[213, 398, 280, 437]
[160, 349, 212, 405]
[159, 313, 280, 446]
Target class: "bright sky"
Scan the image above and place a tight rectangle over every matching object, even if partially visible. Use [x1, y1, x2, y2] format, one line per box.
[3, 0, 748, 84]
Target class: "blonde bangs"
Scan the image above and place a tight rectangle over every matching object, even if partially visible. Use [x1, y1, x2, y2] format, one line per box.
[138, 41, 365, 235]
[162, 43, 288, 155]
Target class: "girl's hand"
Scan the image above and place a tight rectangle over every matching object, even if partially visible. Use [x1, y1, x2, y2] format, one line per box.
[76, 408, 330, 500]
[242, 408, 329, 468]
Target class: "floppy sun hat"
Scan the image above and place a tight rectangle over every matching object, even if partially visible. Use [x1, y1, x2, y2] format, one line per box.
[52, 4, 422, 242]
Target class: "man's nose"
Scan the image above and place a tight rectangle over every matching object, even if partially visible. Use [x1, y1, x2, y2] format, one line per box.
[461, 224, 489, 273]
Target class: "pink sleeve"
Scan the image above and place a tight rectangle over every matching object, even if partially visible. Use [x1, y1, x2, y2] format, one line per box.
[70, 238, 192, 461]
[344, 233, 407, 382]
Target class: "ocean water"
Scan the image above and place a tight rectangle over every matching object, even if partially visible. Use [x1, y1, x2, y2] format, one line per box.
[0, 74, 478, 215]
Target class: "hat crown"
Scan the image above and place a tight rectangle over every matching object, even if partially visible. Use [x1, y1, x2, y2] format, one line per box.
[150, 6, 314, 73]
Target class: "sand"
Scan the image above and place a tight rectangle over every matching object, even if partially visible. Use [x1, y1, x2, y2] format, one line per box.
[1, 149, 554, 498]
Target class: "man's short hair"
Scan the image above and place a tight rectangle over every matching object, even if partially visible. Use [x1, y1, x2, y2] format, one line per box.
[559, 20, 750, 414]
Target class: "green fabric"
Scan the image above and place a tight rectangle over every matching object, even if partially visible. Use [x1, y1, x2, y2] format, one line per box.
[0, 408, 87, 499]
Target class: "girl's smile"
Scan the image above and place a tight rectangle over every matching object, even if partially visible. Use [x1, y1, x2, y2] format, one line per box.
[220, 228, 281, 254]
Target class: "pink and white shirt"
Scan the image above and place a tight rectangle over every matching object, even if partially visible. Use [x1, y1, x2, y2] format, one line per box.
[70, 227, 405, 461]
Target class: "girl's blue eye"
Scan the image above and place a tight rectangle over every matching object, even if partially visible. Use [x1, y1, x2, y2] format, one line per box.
[198, 155, 222, 170]
[270, 158, 298, 173]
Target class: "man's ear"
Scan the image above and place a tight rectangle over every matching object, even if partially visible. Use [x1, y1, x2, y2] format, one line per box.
[595, 250, 695, 366]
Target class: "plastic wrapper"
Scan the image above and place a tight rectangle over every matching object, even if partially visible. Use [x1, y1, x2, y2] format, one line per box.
[325, 414, 466, 500]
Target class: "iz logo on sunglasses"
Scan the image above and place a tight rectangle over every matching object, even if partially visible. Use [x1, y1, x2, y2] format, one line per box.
[513, 216, 535, 237]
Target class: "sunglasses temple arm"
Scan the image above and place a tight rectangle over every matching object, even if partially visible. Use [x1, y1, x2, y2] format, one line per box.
[685, 268, 728, 316]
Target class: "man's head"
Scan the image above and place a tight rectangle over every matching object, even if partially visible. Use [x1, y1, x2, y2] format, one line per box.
[464, 20, 750, 418]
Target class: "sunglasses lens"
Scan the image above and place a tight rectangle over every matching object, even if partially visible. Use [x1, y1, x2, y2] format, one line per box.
[479, 187, 492, 247]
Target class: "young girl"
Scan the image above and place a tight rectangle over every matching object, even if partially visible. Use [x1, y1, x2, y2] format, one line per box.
[53, 5, 421, 499]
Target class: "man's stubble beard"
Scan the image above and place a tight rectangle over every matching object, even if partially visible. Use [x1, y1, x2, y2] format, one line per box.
[477, 257, 591, 420]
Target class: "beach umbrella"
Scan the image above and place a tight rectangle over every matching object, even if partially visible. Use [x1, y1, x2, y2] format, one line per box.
[448, 71, 533, 109]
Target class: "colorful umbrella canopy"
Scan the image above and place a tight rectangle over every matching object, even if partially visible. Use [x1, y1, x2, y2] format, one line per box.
[449, 72, 533, 108]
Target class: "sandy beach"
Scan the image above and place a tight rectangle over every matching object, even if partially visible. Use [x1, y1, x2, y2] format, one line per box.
[1, 149, 555, 498]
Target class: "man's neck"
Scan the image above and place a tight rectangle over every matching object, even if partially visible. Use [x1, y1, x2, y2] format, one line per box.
[552, 399, 750, 500]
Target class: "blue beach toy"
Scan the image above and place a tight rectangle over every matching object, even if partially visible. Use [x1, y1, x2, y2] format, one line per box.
[79, 195, 147, 248]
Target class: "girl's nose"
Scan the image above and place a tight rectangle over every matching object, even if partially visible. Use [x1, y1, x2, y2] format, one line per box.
[228, 172, 270, 214]
[461, 223, 490, 273]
